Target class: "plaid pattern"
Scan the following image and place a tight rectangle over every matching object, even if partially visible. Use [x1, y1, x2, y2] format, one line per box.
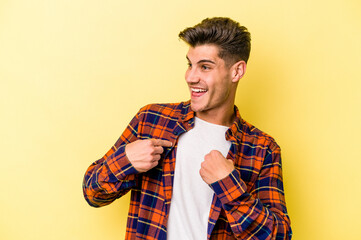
[83, 101, 292, 239]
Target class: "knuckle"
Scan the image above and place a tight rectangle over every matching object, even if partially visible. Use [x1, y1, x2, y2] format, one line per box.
[146, 139, 153, 146]
[146, 162, 154, 169]
[210, 150, 219, 155]
[149, 147, 155, 154]
[204, 154, 211, 161]
[151, 161, 158, 168]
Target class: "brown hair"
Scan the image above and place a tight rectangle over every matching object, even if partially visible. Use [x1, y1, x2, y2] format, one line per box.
[179, 17, 251, 65]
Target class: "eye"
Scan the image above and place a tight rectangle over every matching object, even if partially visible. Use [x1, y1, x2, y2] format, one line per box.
[187, 62, 192, 68]
[201, 65, 210, 70]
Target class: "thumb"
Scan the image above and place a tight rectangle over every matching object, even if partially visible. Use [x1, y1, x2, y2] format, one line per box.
[227, 159, 234, 165]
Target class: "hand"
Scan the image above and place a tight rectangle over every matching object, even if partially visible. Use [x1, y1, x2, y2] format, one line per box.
[200, 150, 235, 184]
[125, 139, 172, 173]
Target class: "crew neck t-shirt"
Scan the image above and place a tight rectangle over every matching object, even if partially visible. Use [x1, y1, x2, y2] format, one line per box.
[167, 117, 231, 240]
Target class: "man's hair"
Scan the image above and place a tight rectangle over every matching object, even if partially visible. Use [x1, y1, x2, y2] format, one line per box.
[179, 17, 251, 65]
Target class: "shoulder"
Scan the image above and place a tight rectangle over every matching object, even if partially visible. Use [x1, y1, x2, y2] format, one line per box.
[133, 101, 191, 139]
[136, 101, 190, 121]
[139, 101, 186, 112]
[237, 119, 280, 152]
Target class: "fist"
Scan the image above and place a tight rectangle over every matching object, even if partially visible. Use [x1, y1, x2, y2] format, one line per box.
[200, 150, 235, 184]
[125, 139, 172, 173]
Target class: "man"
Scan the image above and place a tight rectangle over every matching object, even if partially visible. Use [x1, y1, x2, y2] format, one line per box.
[83, 17, 292, 239]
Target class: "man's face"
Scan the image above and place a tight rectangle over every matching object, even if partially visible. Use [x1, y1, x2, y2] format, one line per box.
[185, 44, 236, 118]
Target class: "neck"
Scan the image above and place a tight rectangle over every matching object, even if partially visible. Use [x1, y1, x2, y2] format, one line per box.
[195, 106, 235, 127]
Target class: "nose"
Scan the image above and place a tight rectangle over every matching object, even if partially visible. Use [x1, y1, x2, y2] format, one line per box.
[185, 68, 200, 84]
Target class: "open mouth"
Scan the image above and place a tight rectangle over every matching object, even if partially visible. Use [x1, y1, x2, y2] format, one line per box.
[191, 88, 207, 97]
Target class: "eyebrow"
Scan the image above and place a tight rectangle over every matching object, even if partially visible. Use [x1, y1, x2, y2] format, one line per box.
[186, 56, 216, 65]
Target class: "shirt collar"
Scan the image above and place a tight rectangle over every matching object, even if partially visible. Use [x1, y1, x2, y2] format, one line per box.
[179, 101, 244, 141]
[179, 100, 194, 123]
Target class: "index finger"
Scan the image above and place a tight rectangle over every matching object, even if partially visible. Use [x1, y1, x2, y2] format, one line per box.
[151, 139, 173, 147]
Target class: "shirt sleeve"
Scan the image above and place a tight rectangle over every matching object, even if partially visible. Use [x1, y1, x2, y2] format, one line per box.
[210, 144, 292, 239]
[82, 112, 141, 208]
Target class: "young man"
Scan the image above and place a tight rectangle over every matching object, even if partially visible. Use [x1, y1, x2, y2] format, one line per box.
[83, 17, 292, 239]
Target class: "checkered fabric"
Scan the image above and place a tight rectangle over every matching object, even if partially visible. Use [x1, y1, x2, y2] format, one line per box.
[83, 101, 292, 239]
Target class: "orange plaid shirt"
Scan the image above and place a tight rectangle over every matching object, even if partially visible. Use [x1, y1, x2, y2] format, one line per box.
[83, 101, 292, 239]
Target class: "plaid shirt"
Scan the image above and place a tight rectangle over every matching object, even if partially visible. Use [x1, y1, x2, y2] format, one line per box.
[83, 101, 292, 239]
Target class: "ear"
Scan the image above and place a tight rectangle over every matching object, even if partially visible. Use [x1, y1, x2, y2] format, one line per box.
[231, 60, 247, 83]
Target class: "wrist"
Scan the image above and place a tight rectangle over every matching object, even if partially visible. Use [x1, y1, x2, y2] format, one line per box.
[210, 169, 247, 204]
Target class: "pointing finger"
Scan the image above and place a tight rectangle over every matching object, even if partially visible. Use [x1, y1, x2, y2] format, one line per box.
[152, 139, 173, 147]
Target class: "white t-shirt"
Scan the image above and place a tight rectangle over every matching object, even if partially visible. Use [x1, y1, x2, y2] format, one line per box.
[167, 117, 231, 240]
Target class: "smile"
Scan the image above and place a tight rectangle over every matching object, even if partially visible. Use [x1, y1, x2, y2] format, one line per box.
[191, 88, 207, 93]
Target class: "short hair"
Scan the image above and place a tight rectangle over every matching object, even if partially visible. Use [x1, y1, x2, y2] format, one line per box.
[179, 17, 251, 65]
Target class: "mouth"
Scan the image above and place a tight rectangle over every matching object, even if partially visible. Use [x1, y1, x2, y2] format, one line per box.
[191, 87, 207, 98]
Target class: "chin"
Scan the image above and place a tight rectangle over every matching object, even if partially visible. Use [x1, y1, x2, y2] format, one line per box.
[190, 102, 199, 112]
[190, 102, 205, 113]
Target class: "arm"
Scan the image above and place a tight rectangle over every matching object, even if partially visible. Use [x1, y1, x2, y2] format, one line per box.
[82, 110, 173, 208]
[82, 113, 140, 207]
[201, 146, 292, 239]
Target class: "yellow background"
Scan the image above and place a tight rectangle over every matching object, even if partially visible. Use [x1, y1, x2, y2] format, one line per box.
[1, 0, 360, 239]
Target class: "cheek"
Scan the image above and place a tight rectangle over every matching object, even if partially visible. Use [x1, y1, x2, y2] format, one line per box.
[214, 79, 231, 99]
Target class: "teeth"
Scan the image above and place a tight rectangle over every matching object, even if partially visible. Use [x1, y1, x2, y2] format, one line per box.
[191, 88, 207, 93]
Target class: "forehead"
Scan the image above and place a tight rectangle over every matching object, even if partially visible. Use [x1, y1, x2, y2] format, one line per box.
[186, 44, 223, 63]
